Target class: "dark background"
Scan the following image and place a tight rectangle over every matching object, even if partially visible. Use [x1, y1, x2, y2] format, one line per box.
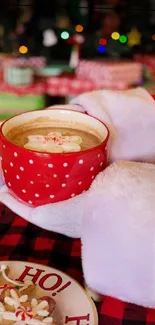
[0, 0, 154, 61]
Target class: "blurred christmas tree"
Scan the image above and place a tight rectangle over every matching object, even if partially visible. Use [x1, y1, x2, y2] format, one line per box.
[81, 0, 155, 58]
[0, 0, 154, 60]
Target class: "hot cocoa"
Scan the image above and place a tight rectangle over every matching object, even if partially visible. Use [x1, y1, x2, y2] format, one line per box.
[6, 122, 101, 153]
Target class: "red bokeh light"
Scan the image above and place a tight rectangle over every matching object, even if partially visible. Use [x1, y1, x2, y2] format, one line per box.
[99, 38, 107, 46]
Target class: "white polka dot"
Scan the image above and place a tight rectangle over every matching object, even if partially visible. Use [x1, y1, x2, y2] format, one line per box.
[0, 156, 2, 161]
[61, 183, 66, 187]
[48, 163, 53, 168]
[20, 167, 24, 171]
[92, 175, 95, 179]
[49, 194, 55, 199]
[30, 181, 34, 184]
[35, 193, 39, 197]
[63, 162, 68, 167]
[90, 167, 94, 171]
[3, 145, 5, 148]
[4, 169, 7, 173]
[100, 162, 103, 166]
[14, 152, 18, 157]
[10, 162, 14, 167]
[16, 175, 20, 179]
[53, 174, 57, 178]
[46, 184, 50, 188]
[22, 189, 26, 193]
[29, 159, 34, 164]
[28, 201, 33, 204]
[37, 174, 41, 176]
[8, 182, 11, 187]
[71, 193, 75, 197]
[79, 159, 84, 164]
[78, 181, 82, 185]
[65, 174, 70, 178]
[98, 154, 101, 158]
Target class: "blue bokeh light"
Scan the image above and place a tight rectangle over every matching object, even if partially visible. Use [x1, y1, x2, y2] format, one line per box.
[97, 45, 106, 53]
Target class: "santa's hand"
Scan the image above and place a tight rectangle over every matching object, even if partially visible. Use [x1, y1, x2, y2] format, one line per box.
[0, 184, 86, 238]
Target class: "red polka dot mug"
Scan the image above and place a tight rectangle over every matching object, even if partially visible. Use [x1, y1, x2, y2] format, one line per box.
[0, 109, 109, 207]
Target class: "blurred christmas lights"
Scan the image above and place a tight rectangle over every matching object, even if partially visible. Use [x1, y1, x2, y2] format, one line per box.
[97, 45, 106, 53]
[19, 45, 28, 54]
[75, 25, 83, 32]
[99, 38, 107, 45]
[152, 34, 155, 41]
[61, 31, 70, 40]
[119, 35, 127, 43]
[127, 28, 141, 47]
[74, 35, 85, 44]
[43, 29, 58, 46]
[111, 32, 120, 40]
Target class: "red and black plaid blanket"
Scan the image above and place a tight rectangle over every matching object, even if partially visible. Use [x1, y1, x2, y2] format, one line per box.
[0, 203, 155, 325]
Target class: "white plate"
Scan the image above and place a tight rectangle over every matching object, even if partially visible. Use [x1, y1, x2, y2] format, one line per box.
[0, 261, 98, 325]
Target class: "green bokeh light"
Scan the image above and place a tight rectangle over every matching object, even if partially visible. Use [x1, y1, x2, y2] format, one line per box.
[61, 31, 70, 40]
[119, 35, 127, 43]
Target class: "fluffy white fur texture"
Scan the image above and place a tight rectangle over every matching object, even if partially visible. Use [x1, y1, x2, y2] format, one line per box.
[82, 160, 155, 307]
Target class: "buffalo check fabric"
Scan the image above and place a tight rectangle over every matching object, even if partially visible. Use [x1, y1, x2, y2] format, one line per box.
[0, 203, 155, 325]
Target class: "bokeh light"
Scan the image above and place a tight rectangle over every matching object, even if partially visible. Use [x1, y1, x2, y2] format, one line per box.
[97, 45, 106, 53]
[61, 31, 70, 40]
[152, 34, 155, 41]
[19, 45, 28, 54]
[75, 25, 83, 33]
[119, 35, 127, 43]
[111, 32, 120, 40]
[99, 38, 107, 46]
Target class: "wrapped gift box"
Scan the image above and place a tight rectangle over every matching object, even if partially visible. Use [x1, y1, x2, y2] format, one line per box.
[3, 57, 46, 68]
[0, 81, 45, 119]
[35, 64, 74, 77]
[5, 66, 34, 86]
[135, 55, 155, 78]
[77, 60, 142, 86]
[3, 57, 46, 85]
[0, 94, 45, 119]
[46, 75, 129, 97]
